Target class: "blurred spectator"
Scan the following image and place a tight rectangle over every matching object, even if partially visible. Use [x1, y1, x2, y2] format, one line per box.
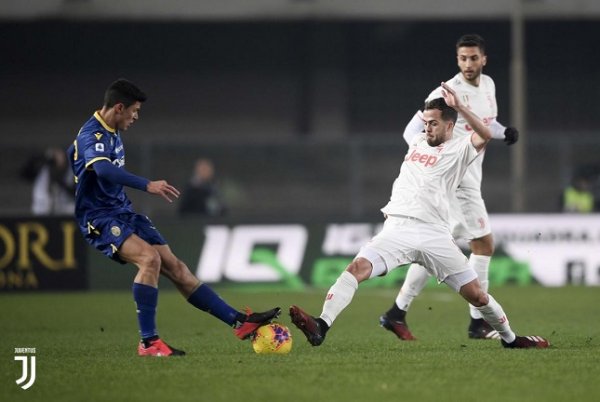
[562, 172, 595, 213]
[20, 147, 75, 215]
[179, 158, 228, 216]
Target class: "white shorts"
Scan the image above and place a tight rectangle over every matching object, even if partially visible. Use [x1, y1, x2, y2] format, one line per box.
[449, 186, 492, 240]
[356, 216, 476, 290]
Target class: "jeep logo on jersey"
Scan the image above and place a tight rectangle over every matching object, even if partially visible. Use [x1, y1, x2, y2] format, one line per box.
[404, 150, 439, 167]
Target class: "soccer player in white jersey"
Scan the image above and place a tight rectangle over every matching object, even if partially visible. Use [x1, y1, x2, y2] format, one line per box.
[379, 34, 520, 341]
[289, 83, 549, 350]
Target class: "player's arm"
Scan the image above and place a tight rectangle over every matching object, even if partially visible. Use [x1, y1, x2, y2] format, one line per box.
[490, 120, 519, 145]
[93, 160, 180, 203]
[440, 82, 491, 151]
[403, 110, 425, 144]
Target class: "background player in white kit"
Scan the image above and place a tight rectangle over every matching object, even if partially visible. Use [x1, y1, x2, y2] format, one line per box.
[289, 83, 549, 350]
[379, 34, 520, 341]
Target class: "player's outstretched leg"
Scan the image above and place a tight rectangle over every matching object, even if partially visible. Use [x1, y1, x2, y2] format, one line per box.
[459, 278, 550, 350]
[234, 307, 282, 340]
[501, 336, 550, 349]
[289, 305, 328, 346]
[184, 282, 280, 340]
[138, 338, 186, 357]
[472, 293, 550, 349]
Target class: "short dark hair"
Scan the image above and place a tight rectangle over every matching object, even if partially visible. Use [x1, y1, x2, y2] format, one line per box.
[103, 78, 147, 108]
[456, 34, 486, 54]
[424, 98, 458, 124]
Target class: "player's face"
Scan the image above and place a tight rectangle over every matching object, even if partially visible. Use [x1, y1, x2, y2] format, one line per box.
[116, 101, 142, 131]
[423, 109, 453, 147]
[456, 46, 487, 85]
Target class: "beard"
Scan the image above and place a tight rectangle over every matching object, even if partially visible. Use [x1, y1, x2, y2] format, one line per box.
[462, 68, 481, 83]
[426, 136, 443, 147]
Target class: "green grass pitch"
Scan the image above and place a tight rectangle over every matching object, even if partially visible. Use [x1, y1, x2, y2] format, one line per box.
[2, 286, 599, 402]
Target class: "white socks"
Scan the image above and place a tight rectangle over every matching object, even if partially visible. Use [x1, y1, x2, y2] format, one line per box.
[475, 294, 516, 343]
[468, 254, 491, 319]
[320, 271, 359, 327]
[395, 263, 430, 311]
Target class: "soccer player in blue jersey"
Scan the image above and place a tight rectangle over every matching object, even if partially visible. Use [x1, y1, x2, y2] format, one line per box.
[67, 78, 280, 357]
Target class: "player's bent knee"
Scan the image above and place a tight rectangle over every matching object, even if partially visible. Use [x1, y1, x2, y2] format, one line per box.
[345, 259, 372, 282]
[469, 292, 489, 307]
[471, 235, 495, 256]
[138, 249, 162, 273]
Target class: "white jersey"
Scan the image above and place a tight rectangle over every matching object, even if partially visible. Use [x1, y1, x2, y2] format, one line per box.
[381, 133, 481, 227]
[426, 73, 497, 190]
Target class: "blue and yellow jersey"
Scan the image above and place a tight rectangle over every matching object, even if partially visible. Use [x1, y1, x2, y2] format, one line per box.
[67, 111, 133, 224]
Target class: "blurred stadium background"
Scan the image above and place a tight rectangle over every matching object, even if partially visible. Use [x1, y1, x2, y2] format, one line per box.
[2, 3, 600, 401]
[1, 1, 599, 292]
[2, 0, 599, 218]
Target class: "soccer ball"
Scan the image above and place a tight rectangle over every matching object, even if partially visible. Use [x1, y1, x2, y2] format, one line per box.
[251, 323, 293, 354]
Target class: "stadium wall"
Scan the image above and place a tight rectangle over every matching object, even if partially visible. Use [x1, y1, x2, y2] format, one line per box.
[0, 216, 87, 292]
[3, 214, 593, 292]
[85, 214, 600, 291]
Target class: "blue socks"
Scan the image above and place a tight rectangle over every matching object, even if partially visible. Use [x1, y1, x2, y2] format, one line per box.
[132, 283, 158, 340]
[187, 284, 241, 326]
[133, 282, 241, 338]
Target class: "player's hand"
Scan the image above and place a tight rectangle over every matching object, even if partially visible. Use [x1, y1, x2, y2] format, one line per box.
[504, 127, 519, 145]
[440, 82, 461, 109]
[147, 180, 180, 203]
